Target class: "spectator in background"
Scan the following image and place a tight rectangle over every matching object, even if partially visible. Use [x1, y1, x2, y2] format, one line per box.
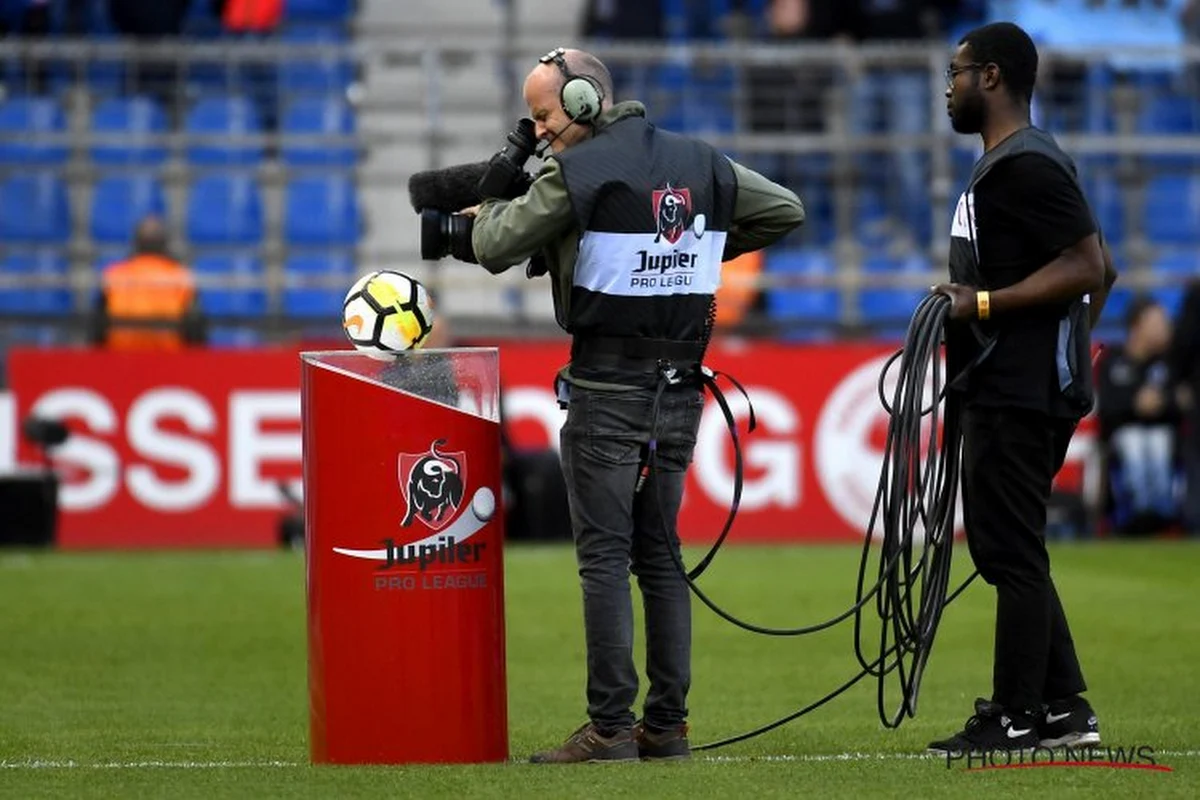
[834, 0, 960, 246]
[580, 0, 665, 100]
[1097, 296, 1179, 534]
[90, 215, 207, 351]
[748, 0, 838, 135]
[108, 0, 191, 119]
[0, 0, 51, 92]
[743, 1, 837, 224]
[1170, 279, 1200, 535]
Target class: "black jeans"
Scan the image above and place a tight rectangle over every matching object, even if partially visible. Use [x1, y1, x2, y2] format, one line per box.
[558, 382, 704, 732]
[961, 406, 1088, 715]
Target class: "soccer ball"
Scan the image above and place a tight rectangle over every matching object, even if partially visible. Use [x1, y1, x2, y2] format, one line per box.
[342, 270, 434, 359]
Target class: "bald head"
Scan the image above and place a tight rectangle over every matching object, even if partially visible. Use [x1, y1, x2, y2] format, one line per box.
[133, 215, 170, 256]
[524, 48, 615, 154]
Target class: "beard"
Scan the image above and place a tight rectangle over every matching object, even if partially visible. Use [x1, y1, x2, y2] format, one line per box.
[950, 93, 986, 134]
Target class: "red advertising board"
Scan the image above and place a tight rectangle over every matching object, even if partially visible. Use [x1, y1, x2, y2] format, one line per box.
[3, 342, 1097, 548]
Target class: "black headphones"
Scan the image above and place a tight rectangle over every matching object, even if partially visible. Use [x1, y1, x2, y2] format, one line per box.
[539, 47, 605, 124]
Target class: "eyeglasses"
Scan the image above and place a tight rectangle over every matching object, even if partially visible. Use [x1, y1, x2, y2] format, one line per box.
[945, 63, 985, 84]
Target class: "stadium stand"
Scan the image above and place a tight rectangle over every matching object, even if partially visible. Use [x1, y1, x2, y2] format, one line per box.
[0, 0, 1197, 343]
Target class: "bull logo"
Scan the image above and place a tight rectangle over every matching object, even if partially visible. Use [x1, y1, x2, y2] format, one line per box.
[652, 184, 692, 245]
[398, 439, 466, 530]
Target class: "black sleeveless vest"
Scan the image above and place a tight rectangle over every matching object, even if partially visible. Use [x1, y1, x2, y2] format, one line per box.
[946, 127, 1095, 416]
[554, 114, 737, 344]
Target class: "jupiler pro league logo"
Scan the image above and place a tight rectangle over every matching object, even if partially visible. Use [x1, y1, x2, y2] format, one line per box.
[399, 438, 464, 531]
[332, 437, 496, 569]
[652, 183, 692, 245]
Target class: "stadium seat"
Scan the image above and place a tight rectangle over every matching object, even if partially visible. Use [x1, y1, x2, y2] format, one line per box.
[280, 97, 357, 166]
[1143, 176, 1200, 244]
[207, 326, 263, 347]
[764, 247, 840, 326]
[0, 97, 68, 165]
[1153, 287, 1184, 318]
[277, 25, 355, 95]
[0, 250, 72, 314]
[90, 174, 168, 244]
[282, 251, 356, 318]
[859, 288, 926, 325]
[1137, 91, 1199, 135]
[1153, 249, 1200, 275]
[652, 63, 735, 135]
[90, 96, 169, 165]
[184, 95, 264, 166]
[1102, 286, 1135, 323]
[861, 251, 931, 274]
[283, 175, 361, 245]
[0, 172, 70, 243]
[1083, 175, 1124, 246]
[193, 253, 267, 317]
[284, 0, 355, 21]
[186, 174, 264, 245]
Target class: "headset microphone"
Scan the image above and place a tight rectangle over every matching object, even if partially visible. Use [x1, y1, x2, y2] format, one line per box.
[535, 118, 580, 159]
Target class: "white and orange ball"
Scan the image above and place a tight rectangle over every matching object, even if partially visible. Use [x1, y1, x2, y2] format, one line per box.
[342, 270, 434, 359]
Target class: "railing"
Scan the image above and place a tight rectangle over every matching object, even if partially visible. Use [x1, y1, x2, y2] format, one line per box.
[0, 38, 1197, 341]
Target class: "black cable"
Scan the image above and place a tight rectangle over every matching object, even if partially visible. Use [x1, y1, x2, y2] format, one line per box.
[647, 292, 980, 750]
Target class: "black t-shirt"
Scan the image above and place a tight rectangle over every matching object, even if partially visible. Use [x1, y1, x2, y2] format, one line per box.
[965, 151, 1097, 417]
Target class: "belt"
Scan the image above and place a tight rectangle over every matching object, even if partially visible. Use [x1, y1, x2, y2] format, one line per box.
[571, 336, 707, 367]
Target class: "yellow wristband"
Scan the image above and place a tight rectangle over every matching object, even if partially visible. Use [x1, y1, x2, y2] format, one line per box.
[976, 291, 990, 321]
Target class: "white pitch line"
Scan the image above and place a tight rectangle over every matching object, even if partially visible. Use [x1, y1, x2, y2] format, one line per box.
[0, 760, 298, 769]
[2, 751, 1197, 769]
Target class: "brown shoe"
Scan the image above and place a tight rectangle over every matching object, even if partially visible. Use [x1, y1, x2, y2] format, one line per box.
[528, 722, 639, 764]
[634, 721, 691, 761]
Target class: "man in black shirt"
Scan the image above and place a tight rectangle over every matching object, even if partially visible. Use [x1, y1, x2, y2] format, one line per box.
[928, 22, 1119, 755]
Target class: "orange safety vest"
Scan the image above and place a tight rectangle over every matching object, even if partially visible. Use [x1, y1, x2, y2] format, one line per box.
[222, 0, 284, 32]
[715, 250, 763, 328]
[101, 254, 197, 350]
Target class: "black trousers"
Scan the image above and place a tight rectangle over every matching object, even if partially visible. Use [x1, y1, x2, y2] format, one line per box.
[961, 406, 1088, 715]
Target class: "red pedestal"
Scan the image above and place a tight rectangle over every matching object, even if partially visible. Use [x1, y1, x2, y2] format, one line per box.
[301, 349, 508, 764]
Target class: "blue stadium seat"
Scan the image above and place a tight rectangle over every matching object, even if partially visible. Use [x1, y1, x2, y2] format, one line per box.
[90, 174, 168, 244]
[1137, 91, 1199, 135]
[861, 251, 931, 274]
[90, 96, 169, 165]
[281, 97, 357, 166]
[764, 247, 840, 325]
[1153, 287, 1184, 318]
[284, 175, 361, 245]
[1102, 286, 1135, 323]
[859, 288, 926, 325]
[858, 250, 929, 325]
[0, 97, 68, 165]
[0, 172, 70, 243]
[1143, 176, 1200, 244]
[184, 96, 264, 166]
[282, 251, 355, 317]
[207, 327, 263, 347]
[278, 25, 355, 95]
[1153, 249, 1200, 276]
[193, 253, 267, 317]
[1083, 175, 1124, 246]
[186, 174, 264, 245]
[0, 250, 72, 314]
[284, 0, 355, 21]
[652, 63, 735, 135]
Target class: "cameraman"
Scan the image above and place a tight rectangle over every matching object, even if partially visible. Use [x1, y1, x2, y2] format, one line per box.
[465, 47, 805, 764]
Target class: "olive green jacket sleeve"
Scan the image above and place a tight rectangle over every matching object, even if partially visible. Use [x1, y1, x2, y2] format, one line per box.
[724, 159, 806, 259]
[471, 159, 576, 274]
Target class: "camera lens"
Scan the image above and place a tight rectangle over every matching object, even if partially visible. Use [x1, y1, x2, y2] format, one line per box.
[419, 209, 477, 264]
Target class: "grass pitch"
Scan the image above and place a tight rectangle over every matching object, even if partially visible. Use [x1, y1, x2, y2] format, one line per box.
[0, 541, 1197, 798]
